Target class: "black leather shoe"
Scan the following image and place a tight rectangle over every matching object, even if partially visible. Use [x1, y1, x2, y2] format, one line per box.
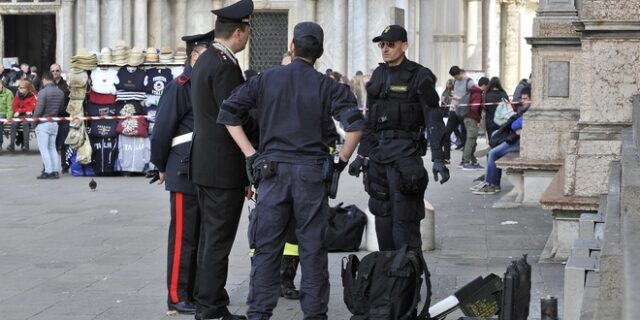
[37, 173, 51, 179]
[168, 301, 196, 314]
[51, 172, 60, 179]
[195, 313, 247, 320]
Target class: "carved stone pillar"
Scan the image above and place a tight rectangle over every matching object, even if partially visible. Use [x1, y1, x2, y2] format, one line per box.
[85, 0, 100, 51]
[349, 0, 367, 74]
[332, 0, 347, 74]
[148, 0, 162, 48]
[500, 0, 525, 94]
[212, 0, 224, 27]
[75, 0, 86, 51]
[101, 0, 123, 48]
[122, 0, 132, 46]
[174, 0, 188, 49]
[466, 0, 483, 71]
[58, 0, 75, 70]
[134, 0, 148, 49]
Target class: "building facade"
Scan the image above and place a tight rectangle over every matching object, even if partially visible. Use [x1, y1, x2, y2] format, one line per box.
[0, 0, 536, 92]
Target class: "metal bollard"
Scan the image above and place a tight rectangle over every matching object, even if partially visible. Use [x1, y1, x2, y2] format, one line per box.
[541, 296, 558, 320]
[421, 200, 435, 251]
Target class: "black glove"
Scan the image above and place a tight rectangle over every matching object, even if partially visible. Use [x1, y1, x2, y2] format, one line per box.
[348, 156, 365, 177]
[245, 152, 259, 185]
[146, 170, 160, 184]
[432, 160, 450, 184]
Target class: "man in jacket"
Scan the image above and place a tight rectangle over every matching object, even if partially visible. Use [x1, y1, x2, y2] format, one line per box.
[349, 25, 449, 253]
[34, 72, 65, 179]
[188, 1, 257, 319]
[150, 30, 215, 316]
[50, 64, 71, 173]
[461, 77, 489, 170]
[0, 80, 14, 150]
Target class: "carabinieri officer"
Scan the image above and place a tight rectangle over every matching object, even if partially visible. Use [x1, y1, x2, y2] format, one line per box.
[189, 0, 257, 319]
[150, 30, 215, 315]
[218, 22, 365, 320]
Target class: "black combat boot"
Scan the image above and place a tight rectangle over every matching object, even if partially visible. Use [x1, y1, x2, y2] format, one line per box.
[280, 255, 300, 300]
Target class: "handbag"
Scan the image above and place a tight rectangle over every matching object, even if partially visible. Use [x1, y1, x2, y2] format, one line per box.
[493, 98, 515, 126]
[325, 203, 367, 252]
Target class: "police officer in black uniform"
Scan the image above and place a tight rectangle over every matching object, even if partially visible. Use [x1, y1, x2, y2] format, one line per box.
[189, 1, 256, 319]
[218, 21, 364, 320]
[349, 25, 450, 252]
[150, 30, 215, 315]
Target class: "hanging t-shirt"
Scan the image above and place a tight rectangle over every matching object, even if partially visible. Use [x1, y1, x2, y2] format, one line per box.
[145, 68, 173, 96]
[91, 68, 119, 94]
[116, 66, 146, 92]
[91, 136, 119, 175]
[116, 135, 150, 173]
[86, 102, 118, 138]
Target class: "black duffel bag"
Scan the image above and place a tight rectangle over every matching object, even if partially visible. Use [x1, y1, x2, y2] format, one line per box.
[325, 203, 367, 252]
[342, 245, 432, 320]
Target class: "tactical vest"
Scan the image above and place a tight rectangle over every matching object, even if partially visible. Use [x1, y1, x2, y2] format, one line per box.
[367, 61, 424, 140]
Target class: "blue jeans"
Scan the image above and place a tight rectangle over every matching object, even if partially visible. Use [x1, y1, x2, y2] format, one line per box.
[36, 122, 59, 173]
[485, 141, 520, 187]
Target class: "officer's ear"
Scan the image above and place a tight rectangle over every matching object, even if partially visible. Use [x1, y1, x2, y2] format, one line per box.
[401, 42, 409, 52]
[289, 41, 295, 55]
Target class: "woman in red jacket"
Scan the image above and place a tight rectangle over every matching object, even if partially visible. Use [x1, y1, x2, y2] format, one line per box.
[8, 79, 37, 152]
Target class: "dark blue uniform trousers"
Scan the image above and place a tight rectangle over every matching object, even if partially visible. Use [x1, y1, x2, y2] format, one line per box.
[368, 159, 426, 252]
[247, 163, 330, 320]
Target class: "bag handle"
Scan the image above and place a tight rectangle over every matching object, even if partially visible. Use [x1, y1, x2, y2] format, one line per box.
[417, 252, 433, 320]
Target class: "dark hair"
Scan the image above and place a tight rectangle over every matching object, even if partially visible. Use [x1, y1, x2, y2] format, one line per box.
[488, 76, 506, 93]
[293, 36, 323, 62]
[478, 76, 489, 86]
[41, 71, 54, 82]
[214, 20, 249, 39]
[449, 66, 463, 77]
[355, 70, 363, 76]
[325, 68, 333, 75]
[520, 86, 531, 98]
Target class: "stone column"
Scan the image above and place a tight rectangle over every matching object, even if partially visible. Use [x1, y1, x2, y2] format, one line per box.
[501, 0, 525, 94]
[58, 0, 75, 70]
[349, 0, 367, 74]
[431, 0, 464, 84]
[101, 0, 123, 48]
[122, 0, 132, 46]
[466, 0, 483, 71]
[0, 15, 4, 60]
[332, 0, 348, 75]
[148, 0, 162, 48]
[305, 0, 317, 21]
[212, 0, 224, 27]
[75, 0, 86, 51]
[85, 0, 100, 51]
[174, 0, 188, 49]
[134, 0, 148, 49]
[418, 0, 435, 69]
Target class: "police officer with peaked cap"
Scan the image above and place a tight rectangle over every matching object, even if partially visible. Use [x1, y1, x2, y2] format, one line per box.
[150, 30, 215, 315]
[189, 0, 257, 319]
[348, 25, 450, 252]
[218, 21, 365, 320]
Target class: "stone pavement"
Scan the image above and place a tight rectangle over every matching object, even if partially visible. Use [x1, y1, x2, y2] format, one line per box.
[0, 148, 563, 320]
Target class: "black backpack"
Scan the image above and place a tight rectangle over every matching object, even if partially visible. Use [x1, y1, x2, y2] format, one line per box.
[325, 203, 367, 252]
[342, 245, 432, 320]
[500, 255, 531, 320]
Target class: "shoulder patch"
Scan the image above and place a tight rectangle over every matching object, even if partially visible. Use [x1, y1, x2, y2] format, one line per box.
[213, 48, 230, 63]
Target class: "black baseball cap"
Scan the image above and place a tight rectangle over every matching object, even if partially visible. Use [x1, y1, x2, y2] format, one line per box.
[372, 25, 408, 43]
[211, 0, 253, 23]
[181, 30, 215, 46]
[293, 22, 324, 45]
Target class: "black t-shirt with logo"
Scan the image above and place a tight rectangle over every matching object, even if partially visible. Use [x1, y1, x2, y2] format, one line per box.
[145, 68, 173, 96]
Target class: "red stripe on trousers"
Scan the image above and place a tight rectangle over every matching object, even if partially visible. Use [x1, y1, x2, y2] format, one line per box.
[170, 192, 184, 303]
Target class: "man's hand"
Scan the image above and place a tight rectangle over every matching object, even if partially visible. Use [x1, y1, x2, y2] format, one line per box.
[432, 160, 450, 184]
[335, 153, 348, 173]
[244, 185, 255, 200]
[348, 156, 365, 177]
[245, 152, 259, 185]
[158, 172, 166, 184]
[146, 170, 161, 184]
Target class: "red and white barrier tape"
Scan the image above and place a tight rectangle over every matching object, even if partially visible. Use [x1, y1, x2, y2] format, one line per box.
[0, 115, 155, 123]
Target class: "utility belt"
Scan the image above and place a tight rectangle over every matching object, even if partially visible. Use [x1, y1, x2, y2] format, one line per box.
[377, 129, 423, 141]
[171, 132, 192, 147]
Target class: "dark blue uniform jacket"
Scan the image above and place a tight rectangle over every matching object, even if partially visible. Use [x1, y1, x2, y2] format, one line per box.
[217, 59, 365, 163]
[150, 65, 197, 195]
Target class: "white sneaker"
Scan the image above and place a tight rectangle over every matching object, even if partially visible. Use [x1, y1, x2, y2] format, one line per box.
[469, 181, 487, 191]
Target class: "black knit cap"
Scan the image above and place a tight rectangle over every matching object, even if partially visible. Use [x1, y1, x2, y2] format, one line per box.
[211, 0, 253, 24]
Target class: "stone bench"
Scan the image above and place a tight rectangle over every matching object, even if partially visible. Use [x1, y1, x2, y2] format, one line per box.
[494, 154, 563, 208]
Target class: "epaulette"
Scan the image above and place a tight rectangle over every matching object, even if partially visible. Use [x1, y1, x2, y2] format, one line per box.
[213, 47, 231, 63]
[177, 73, 191, 87]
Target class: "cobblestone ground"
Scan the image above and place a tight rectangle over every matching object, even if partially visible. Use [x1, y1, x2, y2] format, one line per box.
[0, 145, 563, 320]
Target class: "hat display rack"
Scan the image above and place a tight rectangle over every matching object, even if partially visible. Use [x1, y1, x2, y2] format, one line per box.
[95, 40, 187, 68]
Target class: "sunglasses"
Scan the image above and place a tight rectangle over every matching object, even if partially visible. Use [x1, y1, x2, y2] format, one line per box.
[377, 41, 397, 49]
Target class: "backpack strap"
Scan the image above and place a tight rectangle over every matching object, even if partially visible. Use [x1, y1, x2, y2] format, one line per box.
[417, 252, 433, 320]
